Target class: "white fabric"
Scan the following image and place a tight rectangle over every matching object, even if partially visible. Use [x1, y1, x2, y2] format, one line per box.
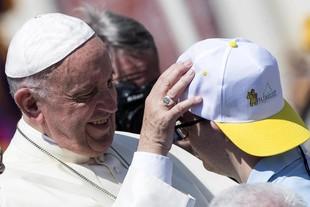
[1, 119, 126, 206]
[114, 131, 237, 205]
[177, 38, 284, 123]
[17, 118, 91, 163]
[0, 119, 238, 206]
[114, 167, 195, 207]
[5, 13, 95, 78]
[132, 152, 173, 185]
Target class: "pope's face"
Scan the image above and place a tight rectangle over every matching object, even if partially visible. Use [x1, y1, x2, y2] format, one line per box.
[39, 37, 117, 156]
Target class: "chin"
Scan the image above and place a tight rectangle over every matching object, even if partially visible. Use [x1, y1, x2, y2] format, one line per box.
[202, 162, 210, 170]
[88, 150, 104, 157]
[202, 161, 216, 172]
[81, 148, 106, 157]
[92, 138, 113, 155]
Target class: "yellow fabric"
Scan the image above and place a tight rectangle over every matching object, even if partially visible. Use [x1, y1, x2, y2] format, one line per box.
[216, 101, 310, 156]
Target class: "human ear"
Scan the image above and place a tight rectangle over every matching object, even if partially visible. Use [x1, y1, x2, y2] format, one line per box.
[210, 121, 221, 131]
[14, 88, 41, 120]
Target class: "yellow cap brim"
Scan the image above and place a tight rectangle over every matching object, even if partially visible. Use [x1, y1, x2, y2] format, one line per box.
[216, 101, 310, 156]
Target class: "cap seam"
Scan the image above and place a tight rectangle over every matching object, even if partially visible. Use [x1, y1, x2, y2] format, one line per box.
[220, 46, 233, 121]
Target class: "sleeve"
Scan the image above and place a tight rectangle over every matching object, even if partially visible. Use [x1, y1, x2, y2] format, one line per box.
[129, 152, 173, 185]
[113, 152, 195, 207]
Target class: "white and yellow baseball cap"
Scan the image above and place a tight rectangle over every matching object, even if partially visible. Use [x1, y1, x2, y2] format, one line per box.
[5, 13, 95, 78]
[178, 38, 310, 156]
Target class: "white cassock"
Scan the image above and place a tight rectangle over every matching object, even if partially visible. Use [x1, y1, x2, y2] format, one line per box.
[0, 118, 236, 206]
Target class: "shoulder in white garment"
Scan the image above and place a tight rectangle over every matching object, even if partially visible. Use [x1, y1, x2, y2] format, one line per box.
[0, 125, 236, 207]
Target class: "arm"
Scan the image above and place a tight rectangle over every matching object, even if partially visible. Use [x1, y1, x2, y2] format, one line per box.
[114, 61, 202, 207]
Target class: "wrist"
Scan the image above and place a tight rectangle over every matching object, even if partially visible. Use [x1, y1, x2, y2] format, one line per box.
[137, 139, 170, 156]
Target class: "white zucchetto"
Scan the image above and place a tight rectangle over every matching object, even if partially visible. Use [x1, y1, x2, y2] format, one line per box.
[5, 13, 95, 78]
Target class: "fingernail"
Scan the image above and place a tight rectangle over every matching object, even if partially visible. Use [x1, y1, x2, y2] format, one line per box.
[187, 69, 195, 76]
[195, 96, 203, 103]
[183, 60, 193, 68]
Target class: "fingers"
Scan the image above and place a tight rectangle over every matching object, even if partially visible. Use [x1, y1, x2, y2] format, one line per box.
[139, 59, 200, 156]
[166, 68, 195, 100]
[152, 60, 193, 96]
[168, 96, 203, 121]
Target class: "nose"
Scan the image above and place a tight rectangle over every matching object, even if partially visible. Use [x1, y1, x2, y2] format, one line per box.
[112, 70, 121, 84]
[96, 88, 117, 113]
[112, 63, 119, 79]
[113, 65, 132, 85]
[111, 55, 125, 83]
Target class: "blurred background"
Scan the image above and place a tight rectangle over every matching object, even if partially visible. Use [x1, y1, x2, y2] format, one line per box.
[1, 0, 310, 150]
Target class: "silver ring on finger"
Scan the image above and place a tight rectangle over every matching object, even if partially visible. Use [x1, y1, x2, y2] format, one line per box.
[162, 95, 176, 107]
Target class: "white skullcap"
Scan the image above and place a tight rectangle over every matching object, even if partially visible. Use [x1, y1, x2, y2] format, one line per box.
[5, 13, 95, 78]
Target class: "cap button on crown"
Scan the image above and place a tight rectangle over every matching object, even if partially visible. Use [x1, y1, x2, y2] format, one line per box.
[228, 40, 238, 48]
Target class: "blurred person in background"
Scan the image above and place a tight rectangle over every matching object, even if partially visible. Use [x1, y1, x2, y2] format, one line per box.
[0, 49, 20, 149]
[289, 51, 310, 129]
[0, 0, 20, 150]
[288, 16, 310, 128]
[82, 7, 160, 134]
[209, 183, 306, 207]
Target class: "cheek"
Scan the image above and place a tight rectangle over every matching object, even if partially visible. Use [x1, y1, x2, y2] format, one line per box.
[43, 102, 91, 131]
[188, 133, 221, 159]
[188, 133, 209, 151]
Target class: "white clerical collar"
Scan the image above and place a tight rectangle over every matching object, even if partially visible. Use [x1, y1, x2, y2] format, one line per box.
[18, 117, 91, 164]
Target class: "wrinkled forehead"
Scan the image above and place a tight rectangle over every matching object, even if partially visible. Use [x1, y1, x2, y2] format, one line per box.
[48, 37, 112, 89]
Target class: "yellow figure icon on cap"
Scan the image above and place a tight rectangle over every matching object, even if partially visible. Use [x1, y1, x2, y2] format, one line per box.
[247, 89, 258, 107]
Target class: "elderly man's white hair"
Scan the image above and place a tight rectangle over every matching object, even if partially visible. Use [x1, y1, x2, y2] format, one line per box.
[210, 183, 306, 207]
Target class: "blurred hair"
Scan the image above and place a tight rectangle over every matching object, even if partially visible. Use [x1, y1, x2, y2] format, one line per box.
[80, 6, 160, 133]
[210, 183, 306, 207]
[81, 5, 157, 54]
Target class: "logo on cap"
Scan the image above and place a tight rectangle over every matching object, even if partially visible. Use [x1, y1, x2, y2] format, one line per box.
[247, 89, 258, 107]
[247, 83, 277, 107]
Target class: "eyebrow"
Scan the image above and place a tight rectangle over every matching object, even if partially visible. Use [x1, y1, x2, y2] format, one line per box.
[63, 81, 95, 96]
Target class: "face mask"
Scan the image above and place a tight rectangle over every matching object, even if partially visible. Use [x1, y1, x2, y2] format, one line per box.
[115, 80, 155, 133]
